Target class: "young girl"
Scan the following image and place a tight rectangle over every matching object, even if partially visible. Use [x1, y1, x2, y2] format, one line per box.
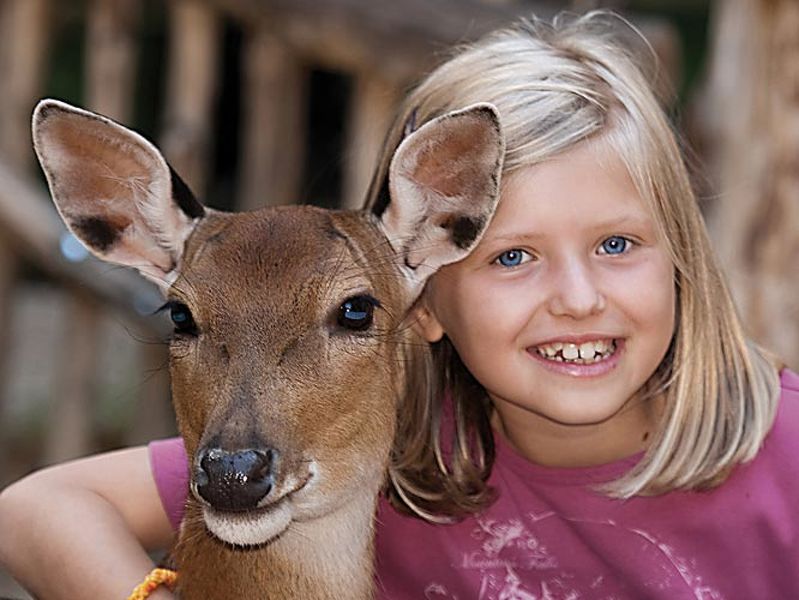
[1, 11, 797, 600]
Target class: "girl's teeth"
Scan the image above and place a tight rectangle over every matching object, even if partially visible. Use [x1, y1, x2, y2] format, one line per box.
[562, 344, 579, 360]
[535, 339, 616, 363]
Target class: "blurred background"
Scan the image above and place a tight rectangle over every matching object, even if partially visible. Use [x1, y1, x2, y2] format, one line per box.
[0, 0, 797, 595]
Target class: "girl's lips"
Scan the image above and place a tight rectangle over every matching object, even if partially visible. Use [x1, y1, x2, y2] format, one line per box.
[526, 338, 625, 378]
[532, 334, 617, 346]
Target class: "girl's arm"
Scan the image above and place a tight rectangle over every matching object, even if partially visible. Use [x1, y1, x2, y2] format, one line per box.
[0, 446, 176, 600]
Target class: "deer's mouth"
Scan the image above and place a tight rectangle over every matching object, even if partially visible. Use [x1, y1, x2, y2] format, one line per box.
[198, 470, 315, 547]
[202, 498, 293, 547]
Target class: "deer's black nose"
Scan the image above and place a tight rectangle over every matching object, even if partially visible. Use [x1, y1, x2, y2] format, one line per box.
[194, 447, 277, 512]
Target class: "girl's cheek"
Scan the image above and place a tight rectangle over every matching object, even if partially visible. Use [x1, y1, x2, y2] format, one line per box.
[616, 256, 676, 324]
[476, 275, 542, 321]
[602, 250, 672, 285]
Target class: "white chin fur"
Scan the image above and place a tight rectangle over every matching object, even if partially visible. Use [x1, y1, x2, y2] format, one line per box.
[203, 502, 292, 547]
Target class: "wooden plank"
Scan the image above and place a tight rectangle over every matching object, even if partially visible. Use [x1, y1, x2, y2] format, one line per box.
[0, 0, 50, 171]
[0, 0, 49, 464]
[43, 294, 99, 463]
[160, 0, 220, 197]
[342, 75, 398, 209]
[0, 239, 17, 479]
[238, 24, 307, 210]
[85, 0, 141, 121]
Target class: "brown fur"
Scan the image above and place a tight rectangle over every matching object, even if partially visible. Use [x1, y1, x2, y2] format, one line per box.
[170, 208, 407, 598]
[171, 207, 408, 599]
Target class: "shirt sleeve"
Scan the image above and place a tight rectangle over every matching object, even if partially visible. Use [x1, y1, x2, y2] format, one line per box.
[148, 437, 190, 532]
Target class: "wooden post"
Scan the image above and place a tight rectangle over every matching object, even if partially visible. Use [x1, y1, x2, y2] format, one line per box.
[700, 0, 799, 369]
[0, 0, 49, 471]
[43, 294, 99, 463]
[0, 242, 15, 372]
[342, 74, 398, 209]
[160, 0, 220, 197]
[0, 0, 50, 171]
[238, 23, 308, 210]
[85, 0, 141, 121]
[0, 240, 16, 464]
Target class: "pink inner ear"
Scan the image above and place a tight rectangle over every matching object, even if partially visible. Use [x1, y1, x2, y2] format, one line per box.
[40, 114, 171, 257]
[46, 117, 157, 205]
[410, 117, 497, 197]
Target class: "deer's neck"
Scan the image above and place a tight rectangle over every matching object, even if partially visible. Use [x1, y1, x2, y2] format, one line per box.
[175, 492, 379, 600]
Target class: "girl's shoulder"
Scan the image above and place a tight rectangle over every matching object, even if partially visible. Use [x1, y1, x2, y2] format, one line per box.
[780, 368, 799, 395]
[750, 368, 799, 473]
[772, 368, 799, 429]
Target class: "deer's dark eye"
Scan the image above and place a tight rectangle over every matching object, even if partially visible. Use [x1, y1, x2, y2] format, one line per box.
[158, 300, 198, 336]
[337, 295, 378, 331]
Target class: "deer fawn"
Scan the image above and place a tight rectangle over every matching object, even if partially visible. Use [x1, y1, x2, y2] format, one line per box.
[32, 99, 503, 599]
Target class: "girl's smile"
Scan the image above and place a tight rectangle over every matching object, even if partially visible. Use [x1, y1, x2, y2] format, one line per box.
[415, 138, 676, 467]
[527, 337, 624, 377]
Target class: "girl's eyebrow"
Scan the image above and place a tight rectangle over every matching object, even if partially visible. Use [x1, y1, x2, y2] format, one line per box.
[485, 214, 656, 245]
[487, 232, 541, 245]
[587, 214, 656, 232]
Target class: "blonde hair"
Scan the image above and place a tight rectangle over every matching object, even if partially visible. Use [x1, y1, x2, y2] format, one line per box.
[373, 11, 781, 520]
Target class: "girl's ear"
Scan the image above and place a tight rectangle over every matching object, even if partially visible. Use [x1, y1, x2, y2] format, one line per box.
[378, 103, 504, 295]
[31, 99, 206, 289]
[409, 298, 445, 343]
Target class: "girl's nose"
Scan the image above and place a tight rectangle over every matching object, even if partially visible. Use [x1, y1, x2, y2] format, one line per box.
[547, 258, 606, 319]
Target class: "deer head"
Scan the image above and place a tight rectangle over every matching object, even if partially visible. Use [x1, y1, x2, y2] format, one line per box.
[32, 99, 503, 584]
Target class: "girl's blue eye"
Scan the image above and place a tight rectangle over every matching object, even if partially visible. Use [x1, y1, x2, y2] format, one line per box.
[599, 236, 630, 255]
[495, 249, 529, 268]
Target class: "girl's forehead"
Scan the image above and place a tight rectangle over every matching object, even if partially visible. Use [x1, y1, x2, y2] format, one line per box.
[494, 142, 651, 224]
[502, 137, 627, 191]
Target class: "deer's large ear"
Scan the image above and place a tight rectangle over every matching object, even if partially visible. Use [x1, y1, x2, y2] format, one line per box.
[32, 99, 205, 288]
[380, 103, 504, 292]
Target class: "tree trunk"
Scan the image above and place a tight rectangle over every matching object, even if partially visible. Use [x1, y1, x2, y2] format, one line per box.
[700, 0, 799, 369]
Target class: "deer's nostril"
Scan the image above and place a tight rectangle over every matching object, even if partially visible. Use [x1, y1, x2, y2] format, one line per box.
[195, 447, 277, 512]
[253, 449, 276, 480]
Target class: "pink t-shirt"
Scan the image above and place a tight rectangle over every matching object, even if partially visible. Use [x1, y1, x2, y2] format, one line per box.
[150, 370, 799, 599]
